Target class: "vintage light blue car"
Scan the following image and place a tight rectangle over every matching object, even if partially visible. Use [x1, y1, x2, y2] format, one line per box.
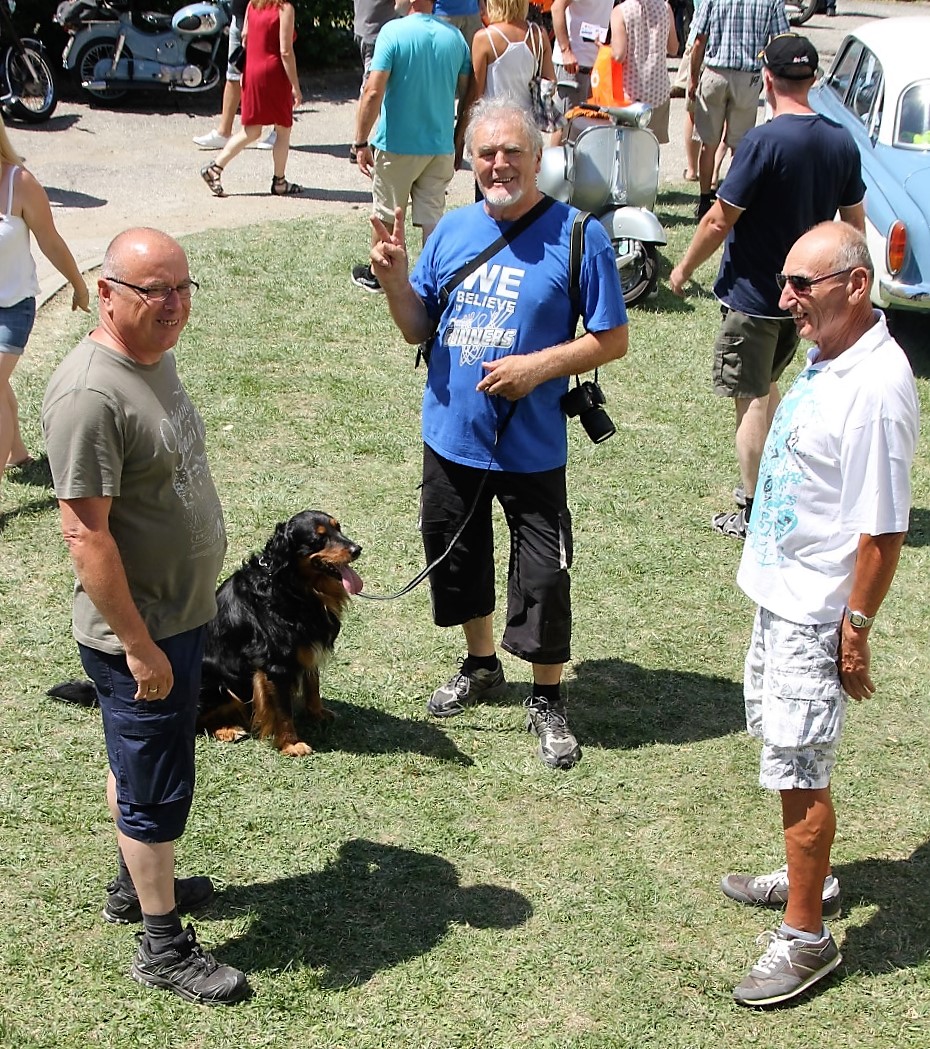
[810, 17, 930, 317]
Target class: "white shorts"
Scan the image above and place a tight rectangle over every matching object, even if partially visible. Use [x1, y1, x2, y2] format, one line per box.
[744, 607, 847, 791]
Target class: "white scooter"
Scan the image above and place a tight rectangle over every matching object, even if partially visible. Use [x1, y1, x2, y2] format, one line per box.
[538, 102, 667, 306]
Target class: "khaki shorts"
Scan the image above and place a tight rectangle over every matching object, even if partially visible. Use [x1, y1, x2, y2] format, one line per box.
[694, 66, 762, 149]
[372, 151, 455, 229]
[647, 98, 670, 144]
[744, 607, 847, 792]
[712, 308, 799, 399]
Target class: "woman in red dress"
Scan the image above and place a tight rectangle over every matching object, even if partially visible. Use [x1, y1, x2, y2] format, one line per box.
[201, 0, 304, 196]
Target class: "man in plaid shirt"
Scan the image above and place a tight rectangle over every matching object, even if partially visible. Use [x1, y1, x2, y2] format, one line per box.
[688, 0, 789, 216]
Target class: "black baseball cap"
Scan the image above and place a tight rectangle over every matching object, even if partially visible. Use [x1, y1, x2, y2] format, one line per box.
[761, 34, 819, 80]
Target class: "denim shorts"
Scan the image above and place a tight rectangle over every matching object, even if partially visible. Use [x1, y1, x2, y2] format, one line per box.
[79, 626, 206, 843]
[0, 297, 36, 354]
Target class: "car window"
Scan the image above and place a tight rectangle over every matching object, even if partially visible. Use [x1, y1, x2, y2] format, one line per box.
[826, 39, 864, 102]
[897, 81, 930, 148]
[848, 49, 883, 126]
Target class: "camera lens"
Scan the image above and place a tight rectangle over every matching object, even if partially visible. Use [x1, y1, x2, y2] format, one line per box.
[581, 406, 615, 443]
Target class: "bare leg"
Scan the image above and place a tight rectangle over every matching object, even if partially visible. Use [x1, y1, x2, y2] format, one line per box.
[217, 80, 242, 139]
[532, 662, 563, 687]
[107, 771, 176, 916]
[0, 353, 22, 490]
[271, 123, 292, 180]
[782, 786, 835, 933]
[698, 139, 720, 196]
[3, 369, 28, 466]
[683, 110, 700, 180]
[214, 125, 263, 171]
[711, 140, 729, 190]
[462, 614, 495, 657]
[734, 383, 779, 498]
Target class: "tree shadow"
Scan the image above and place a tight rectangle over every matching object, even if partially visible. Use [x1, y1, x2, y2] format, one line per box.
[905, 508, 930, 548]
[0, 494, 57, 533]
[46, 187, 106, 209]
[225, 187, 371, 204]
[215, 837, 533, 987]
[833, 840, 930, 976]
[2, 454, 52, 488]
[10, 113, 82, 134]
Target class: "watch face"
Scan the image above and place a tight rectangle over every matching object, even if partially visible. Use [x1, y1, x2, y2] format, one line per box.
[849, 612, 873, 628]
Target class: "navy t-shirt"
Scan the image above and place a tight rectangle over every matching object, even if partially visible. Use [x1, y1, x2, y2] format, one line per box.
[715, 114, 865, 318]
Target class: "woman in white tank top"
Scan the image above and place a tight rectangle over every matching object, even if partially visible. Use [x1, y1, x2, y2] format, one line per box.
[0, 116, 88, 490]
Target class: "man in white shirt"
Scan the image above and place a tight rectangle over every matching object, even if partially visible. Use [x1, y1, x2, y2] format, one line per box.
[721, 222, 920, 1007]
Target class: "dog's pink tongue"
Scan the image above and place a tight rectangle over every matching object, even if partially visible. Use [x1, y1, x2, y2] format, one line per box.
[340, 565, 364, 595]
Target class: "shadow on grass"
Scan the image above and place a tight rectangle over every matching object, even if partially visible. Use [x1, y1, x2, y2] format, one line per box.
[834, 840, 930, 977]
[905, 507, 930, 547]
[217, 837, 532, 986]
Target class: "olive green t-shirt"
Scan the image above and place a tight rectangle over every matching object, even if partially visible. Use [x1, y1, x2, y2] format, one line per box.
[42, 337, 227, 654]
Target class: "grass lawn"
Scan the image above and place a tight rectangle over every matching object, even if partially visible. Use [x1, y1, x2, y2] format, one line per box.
[1, 192, 929, 1048]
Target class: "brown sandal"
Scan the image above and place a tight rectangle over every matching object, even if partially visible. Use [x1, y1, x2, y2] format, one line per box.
[201, 163, 226, 197]
[270, 175, 304, 196]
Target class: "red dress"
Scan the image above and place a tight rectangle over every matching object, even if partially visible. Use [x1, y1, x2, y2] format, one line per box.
[240, 3, 295, 128]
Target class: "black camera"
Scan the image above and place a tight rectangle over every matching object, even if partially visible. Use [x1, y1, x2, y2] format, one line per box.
[560, 380, 615, 444]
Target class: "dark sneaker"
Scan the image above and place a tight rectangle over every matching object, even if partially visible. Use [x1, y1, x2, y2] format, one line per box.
[351, 263, 382, 293]
[103, 876, 215, 925]
[733, 484, 747, 508]
[131, 924, 250, 1006]
[711, 506, 748, 540]
[733, 929, 842, 1006]
[695, 192, 716, 219]
[525, 696, 581, 769]
[721, 864, 841, 920]
[427, 659, 506, 718]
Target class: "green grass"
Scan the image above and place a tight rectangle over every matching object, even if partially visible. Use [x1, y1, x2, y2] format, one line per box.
[1, 195, 929, 1048]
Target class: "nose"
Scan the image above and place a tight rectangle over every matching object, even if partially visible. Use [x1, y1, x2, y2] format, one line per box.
[349, 543, 362, 561]
[778, 283, 794, 312]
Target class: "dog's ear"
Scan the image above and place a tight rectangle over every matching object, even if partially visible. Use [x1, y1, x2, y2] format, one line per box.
[263, 519, 294, 571]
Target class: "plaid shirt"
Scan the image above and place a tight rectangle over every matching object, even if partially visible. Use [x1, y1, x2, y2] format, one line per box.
[692, 0, 789, 72]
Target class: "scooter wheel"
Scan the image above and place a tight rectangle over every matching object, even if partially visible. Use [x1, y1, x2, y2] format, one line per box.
[614, 240, 658, 307]
[75, 39, 130, 103]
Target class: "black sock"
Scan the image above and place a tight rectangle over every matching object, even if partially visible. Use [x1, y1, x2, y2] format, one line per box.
[463, 653, 499, 673]
[744, 496, 754, 518]
[142, 909, 183, 953]
[116, 848, 134, 892]
[532, 683, 562, 706]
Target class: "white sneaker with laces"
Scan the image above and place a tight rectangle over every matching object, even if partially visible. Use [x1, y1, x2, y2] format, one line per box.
[254, 129, 277, 150]
[193, 129, 230, 150]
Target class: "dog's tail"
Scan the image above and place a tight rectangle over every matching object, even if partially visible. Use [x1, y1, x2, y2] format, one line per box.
[47, 679, 99, 708]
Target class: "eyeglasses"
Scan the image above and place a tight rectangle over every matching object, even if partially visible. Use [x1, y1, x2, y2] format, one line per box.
[104, 277, 200, 301]
[775, 268, 853, 293]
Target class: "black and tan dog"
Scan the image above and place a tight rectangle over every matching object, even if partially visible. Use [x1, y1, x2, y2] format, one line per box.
[49, 510, 363, 758]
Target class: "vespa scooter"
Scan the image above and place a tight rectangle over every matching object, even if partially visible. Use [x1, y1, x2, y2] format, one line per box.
[55, 0, 231, 103]
[537, 102, 667, 306]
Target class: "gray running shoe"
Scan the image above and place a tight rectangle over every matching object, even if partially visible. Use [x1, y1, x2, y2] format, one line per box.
[720, 864, 841, 920]
[427, 659, 506, 718]
[733, 929, 842, 1006]
[525, 696, 581, 769]
[131, 924, 250, 1006]
[103, 875, 215, 925]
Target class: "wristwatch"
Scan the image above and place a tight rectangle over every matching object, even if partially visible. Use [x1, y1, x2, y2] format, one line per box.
[846, 609, 876, 629]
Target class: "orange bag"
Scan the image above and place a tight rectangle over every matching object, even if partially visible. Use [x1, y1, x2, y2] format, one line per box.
[587, 44, 631, 107]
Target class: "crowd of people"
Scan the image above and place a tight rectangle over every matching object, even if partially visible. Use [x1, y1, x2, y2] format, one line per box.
[2, 0, 921, 1019]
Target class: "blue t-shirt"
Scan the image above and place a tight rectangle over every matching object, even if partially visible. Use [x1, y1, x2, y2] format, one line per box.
[411, 200, 628, 473]
[434, 0, 479, 16]
[370, 15, 472, 156]
[715, 113, 865, 317]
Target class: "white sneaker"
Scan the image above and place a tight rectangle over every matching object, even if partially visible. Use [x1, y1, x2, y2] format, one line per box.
[193, 129, 229, 150]
[255, 129, 277, 150]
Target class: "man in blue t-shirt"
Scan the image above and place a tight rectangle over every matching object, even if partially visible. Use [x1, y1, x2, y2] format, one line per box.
[670, 35, 864, 540]
[368, 98, 628, 769]
[351, 0, 472, 292]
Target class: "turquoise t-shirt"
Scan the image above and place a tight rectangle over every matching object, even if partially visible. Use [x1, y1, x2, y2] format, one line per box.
[370, 14, 472, 156]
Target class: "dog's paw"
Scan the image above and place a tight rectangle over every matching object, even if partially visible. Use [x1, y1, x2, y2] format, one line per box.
[281, 740, 314, 757]
[213, 726, 250, 744]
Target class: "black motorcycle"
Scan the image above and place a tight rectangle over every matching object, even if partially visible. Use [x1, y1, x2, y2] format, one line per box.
[0, 0, 57, 122]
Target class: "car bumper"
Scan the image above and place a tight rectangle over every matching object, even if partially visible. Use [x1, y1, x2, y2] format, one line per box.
[879, 277, 930, 310]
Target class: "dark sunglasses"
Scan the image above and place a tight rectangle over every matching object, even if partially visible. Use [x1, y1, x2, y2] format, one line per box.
[775, 268, 853, 293]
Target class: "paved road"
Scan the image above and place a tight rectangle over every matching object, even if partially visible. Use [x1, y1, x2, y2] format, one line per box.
[9, 0, 927, 302]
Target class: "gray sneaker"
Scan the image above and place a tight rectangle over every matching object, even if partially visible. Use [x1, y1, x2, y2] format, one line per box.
[733, 929, 842, 1006]
[131, 924, 250, 1006]
[427, 659, 506, 718]
[525, 696, 581, 769]
[720, 864, 841, 920]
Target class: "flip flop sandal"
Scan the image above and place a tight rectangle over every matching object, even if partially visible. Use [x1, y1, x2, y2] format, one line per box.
[4, 456, 35, 472]
[201, 163, 226, 197]
[711, 508, 748, 540]
[270, 176, 304, 196]
[682, 168, 699, 182]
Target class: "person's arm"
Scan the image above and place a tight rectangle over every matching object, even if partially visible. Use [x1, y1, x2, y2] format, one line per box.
[688, 32, 706, 98]
[453, 70, 474, 169]
[369, 208, 436, 344]
[58, 497, 174, 699]
[18, 170, 89, 313]
[279, 3, 302, 106]
[538, 25, 556, 82]
[838, 531, 907, 701]
[355, 69, 389, 177]
[669, 198, 741, 295]
[666, 2, 679, 57]
[469, 27, 491, 102]
[241, 4, 249, 45]
[610, 5, 627, 65]
[839, 202, 866, 234]
[551, 0, 575, 72]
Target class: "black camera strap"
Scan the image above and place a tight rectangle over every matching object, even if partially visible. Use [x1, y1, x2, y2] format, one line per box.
[567, 209, 600, 384]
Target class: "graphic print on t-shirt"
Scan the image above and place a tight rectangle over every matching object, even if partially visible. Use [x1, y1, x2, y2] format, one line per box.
[446, 261, 524, 363]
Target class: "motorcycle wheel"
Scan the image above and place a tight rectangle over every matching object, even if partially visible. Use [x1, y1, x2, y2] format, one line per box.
[614, 239, 658, 307]
[786, 0, 819, 26]
[75, 39, 130, 102]
[4, 44, 57, 123]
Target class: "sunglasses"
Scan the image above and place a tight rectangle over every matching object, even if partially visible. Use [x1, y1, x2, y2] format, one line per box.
[775, 268, 853, 293]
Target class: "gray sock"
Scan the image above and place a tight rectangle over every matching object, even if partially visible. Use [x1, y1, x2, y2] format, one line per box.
[779, 921, 826, 942]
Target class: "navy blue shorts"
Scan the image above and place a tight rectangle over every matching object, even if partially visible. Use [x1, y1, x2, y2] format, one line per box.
[79, 627, 206, 844]
[0, 297, 36, 354]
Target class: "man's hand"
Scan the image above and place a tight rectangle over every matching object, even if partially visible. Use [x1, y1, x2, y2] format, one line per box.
[369, 207, 409, 292]
[838, 622, 875, 701]
[561, 46, 578, 75]
[357, 144, 374, 178]
[126, 639, 175, 701]
[477, 355, 543, 401]
[669, 264, 690, 297]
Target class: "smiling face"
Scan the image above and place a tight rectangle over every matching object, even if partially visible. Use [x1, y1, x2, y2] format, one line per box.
[96, 230, 192, 365]
[471, 114, 542, 219]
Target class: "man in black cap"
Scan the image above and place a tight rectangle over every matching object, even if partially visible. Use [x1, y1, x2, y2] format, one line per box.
[670, 34, 866, 541]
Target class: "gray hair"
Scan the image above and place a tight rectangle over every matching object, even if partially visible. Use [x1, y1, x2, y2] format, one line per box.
[464, 97, 544, 160]
[831, 223, 874, 278]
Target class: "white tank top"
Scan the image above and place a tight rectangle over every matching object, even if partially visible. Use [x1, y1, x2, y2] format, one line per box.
[0, 164, 40, 307]
[483, 23, 539, 112]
